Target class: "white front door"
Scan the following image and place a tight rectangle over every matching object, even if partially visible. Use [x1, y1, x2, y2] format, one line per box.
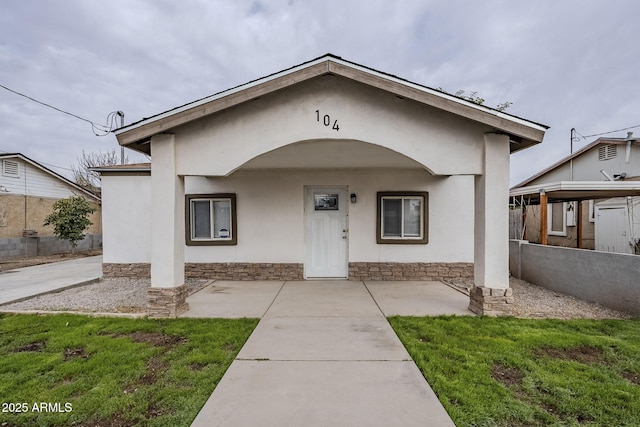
[305, 186, 348, 278]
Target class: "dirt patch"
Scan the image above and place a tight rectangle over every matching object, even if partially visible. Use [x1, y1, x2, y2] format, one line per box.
[491, 363, 524, 387]
[108, 331, 187, 347]
[139, 356, 168, 385]
[0, 250, 102, 272]
[222, 343, 237, 352]
[124, 356, 169, 395]
[622, 371, 640, 385]
[128, 332, 187, 346]
[536, 345, 606, 364]
[189, 362, 208, 371]
[146, 403, 173, 418]
[14, 341, 45, 352]
[64, 347, 88, 361]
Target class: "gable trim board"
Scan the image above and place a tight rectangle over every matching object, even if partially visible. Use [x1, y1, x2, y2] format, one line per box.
[99, 55, 547, 317]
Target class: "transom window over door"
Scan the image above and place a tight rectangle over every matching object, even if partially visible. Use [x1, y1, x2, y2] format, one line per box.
[377, 192, 428, 244]
[185, 194, 237, 245]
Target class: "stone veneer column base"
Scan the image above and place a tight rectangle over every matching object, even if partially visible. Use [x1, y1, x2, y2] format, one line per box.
[147, 285, 189, 318]
[185, 263, 304, 280]
[468, 286, 514, 316]
[349, 262, 473, 281]
[103, 263, 151, 278]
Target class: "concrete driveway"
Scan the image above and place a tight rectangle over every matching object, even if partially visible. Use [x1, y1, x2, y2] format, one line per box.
[0, 255, 102, 305]
[187, 280, 471, 427]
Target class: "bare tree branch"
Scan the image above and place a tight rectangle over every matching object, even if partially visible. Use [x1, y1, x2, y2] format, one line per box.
[72, 149, 129, 192]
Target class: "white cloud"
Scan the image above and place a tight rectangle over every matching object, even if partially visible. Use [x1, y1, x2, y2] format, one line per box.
[0, 0, 638, 184]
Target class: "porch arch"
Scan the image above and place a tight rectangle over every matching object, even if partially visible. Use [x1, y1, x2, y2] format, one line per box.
[231, 138, 436, 175]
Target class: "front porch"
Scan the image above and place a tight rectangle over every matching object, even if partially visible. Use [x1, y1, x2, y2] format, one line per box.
[104, 55, 548, 318]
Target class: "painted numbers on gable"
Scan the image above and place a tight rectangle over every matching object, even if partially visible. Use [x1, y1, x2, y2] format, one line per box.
[315, 110, 339, 131]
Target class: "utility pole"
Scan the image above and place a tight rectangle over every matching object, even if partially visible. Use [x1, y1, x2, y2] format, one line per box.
[117, 111, 125, 165]
[570, 128, 575, 181]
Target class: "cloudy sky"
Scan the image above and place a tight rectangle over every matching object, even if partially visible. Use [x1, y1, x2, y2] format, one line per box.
[1, 0, 638, 185]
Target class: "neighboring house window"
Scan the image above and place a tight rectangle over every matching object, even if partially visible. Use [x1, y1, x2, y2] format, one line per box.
[598, 144, 617, 161]
[185, 194, 237, 245]
[377, 192, 428, 244]
[2, 160, 19, 178]
[548, 202, 567, 236]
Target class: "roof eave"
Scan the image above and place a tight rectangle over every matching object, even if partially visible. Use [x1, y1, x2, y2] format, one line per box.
[509, 180, 640, 203]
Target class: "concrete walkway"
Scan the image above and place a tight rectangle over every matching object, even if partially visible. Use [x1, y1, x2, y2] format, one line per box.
[187, 280, 470, 426]
[0, 256, 102, 305]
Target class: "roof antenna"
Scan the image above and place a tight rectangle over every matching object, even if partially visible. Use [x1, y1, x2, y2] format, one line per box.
[600, 170, 614, 181]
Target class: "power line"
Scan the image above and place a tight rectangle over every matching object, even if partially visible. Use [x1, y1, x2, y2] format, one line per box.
[0, 83, 119, 136]
[575, 123, 640, 141]
[0, 148, 74, 172]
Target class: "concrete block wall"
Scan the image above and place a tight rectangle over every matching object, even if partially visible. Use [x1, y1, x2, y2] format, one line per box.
[509, 239, 640, 316]
[0, 194, 101, 239]
[0, 233, 102, 260]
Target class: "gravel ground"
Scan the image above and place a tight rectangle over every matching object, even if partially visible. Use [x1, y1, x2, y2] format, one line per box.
[0, 277, 634, 319]
[445, 277, 633, 320]
[0, 278, 210, 314]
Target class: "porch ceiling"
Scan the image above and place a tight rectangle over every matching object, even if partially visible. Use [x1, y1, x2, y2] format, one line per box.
[237, 139, 430, 171]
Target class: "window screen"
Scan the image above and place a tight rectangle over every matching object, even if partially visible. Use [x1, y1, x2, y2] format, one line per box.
[377, 192, 428, 244]
[186, 194, 237, 245]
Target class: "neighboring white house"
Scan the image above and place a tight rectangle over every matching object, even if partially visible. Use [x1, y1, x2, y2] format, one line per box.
[510, 136, 640, 254]
[0, 153, 102, 259]
[98, 54, 547, 317]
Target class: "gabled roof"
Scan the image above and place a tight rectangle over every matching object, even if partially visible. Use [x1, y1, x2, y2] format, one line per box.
[512, 137, 635, 188]
[114, 54, 548, 155]
[0, 153, 100, 201]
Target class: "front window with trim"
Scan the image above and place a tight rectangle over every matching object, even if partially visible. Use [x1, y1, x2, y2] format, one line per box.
[186, 194, 236, 245]
[377, 192, 428, 244]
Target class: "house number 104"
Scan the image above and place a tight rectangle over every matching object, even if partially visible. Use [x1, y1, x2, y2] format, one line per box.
[315, 110, 340, 131]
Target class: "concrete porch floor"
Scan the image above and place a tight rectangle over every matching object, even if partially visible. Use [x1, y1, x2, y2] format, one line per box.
[181, 279, 472, 319]
[185, 280, 471, 426]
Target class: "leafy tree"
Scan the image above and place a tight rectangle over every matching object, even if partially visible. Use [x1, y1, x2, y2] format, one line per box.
[72, 149, 129, 193]
[44, 196, 96, 253]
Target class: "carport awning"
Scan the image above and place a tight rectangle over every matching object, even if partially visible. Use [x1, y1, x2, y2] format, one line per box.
[509, 181, 640, 204]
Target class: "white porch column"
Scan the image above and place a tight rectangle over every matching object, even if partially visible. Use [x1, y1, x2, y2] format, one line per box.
[469, 132, 513, 315]
[148, 133, 188, 318]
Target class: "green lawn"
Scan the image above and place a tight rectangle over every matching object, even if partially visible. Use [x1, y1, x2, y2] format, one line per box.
[389, 316, 640, 427]
[0, 314, 258, 427]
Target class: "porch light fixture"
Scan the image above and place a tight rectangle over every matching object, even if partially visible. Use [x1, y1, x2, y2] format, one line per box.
[350, 193, 357, 203]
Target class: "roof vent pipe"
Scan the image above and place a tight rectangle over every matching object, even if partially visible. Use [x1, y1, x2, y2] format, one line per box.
[625, 132, 634, 164]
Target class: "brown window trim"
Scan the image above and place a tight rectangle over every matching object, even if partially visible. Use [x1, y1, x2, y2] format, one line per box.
[376, 191, 429, 244]
[185, 193, 237, 246]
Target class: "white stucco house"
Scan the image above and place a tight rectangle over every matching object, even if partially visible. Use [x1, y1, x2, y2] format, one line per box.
[97, 54, 547, 317]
